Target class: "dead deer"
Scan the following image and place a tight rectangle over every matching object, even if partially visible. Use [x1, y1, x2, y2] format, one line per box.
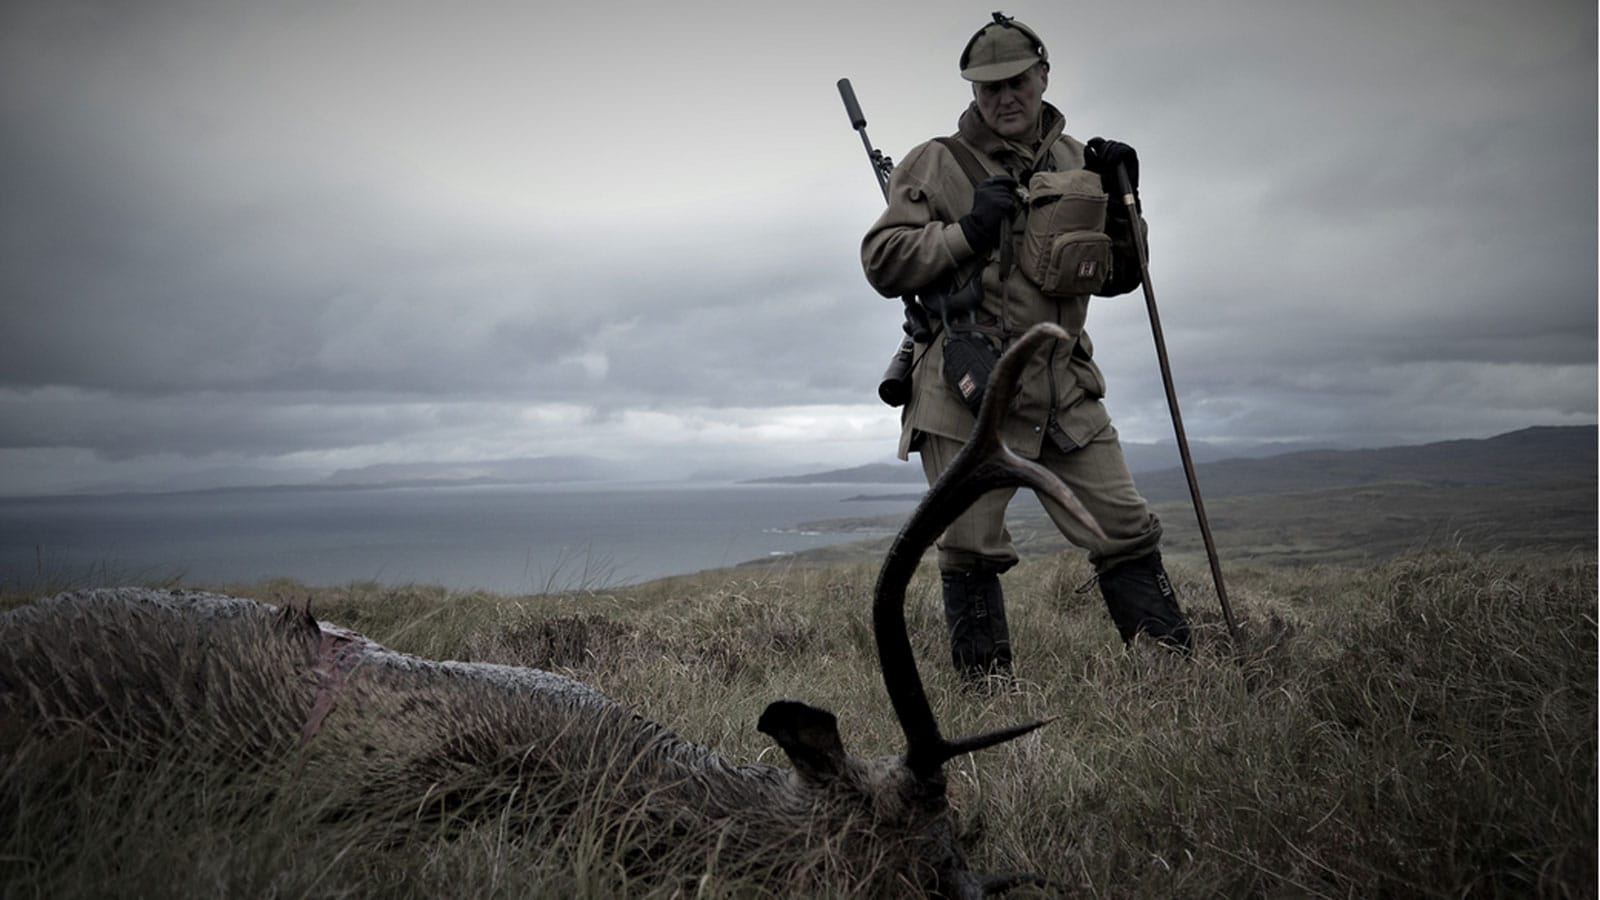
[0, 323, 1100, 898]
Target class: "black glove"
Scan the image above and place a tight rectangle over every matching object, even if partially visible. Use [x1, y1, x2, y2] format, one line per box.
[901, 302, 933, 343]
[957, 174, 1018, 255]
[919, 275, 983, 321]
[1083, 137, 1139, 199]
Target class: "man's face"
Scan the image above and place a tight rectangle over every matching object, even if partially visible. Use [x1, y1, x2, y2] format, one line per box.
[972, 64, 1048, 139]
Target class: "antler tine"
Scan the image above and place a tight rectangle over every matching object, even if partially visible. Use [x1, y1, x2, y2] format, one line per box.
[874, 324, 1106, 778]
[938, 714, 1058, 760]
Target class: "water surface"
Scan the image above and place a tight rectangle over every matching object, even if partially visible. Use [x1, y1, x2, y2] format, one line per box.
[0, 482, 920, 594]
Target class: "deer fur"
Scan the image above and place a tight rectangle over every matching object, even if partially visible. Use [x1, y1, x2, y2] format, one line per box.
[0, 324, 1100, 898]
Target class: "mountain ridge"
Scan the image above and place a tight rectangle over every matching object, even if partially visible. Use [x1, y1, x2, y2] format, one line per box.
[1133, 425, 1595, 503]
[750, 426, 1595, 493]
[761, 425, 1596, 569]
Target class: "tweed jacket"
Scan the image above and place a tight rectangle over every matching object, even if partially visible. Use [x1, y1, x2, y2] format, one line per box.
[862, 101, 1136, 461]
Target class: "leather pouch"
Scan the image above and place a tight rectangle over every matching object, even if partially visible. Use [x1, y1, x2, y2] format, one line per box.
[1019, 169, 1112, 297]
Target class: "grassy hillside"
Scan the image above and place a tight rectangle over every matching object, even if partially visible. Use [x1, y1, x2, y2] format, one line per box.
[3, 547, 1594, 898]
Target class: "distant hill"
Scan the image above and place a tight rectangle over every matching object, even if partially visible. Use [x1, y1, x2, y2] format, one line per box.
[769, 425, 1596, 568]
[755, 427, 1593, 492]
[322, 455, 618, 488]
[746, 462, 924, 485]
[748, 438, 1341, 485]
[1117, 438, 1341, 476]
[1132, 426, 1596, 503]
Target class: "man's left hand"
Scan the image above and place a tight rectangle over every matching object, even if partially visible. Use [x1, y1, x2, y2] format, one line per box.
[1083, 137, 1139, 197]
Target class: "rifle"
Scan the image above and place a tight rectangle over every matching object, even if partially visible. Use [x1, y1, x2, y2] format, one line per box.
[837, 78, 931, 407]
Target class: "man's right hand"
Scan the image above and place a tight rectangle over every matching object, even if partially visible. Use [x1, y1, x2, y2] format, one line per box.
[957, 174, 1018, 255]
[920, 276, 983, 321]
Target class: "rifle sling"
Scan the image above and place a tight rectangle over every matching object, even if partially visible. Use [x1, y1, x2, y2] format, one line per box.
[933, 136, 991, 189]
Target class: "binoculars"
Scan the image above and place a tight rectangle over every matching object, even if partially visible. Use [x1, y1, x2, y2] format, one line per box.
[877, 336, 916, 407]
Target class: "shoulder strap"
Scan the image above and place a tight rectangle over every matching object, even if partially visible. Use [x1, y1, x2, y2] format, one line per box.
[936, 134, 1056, 183]
[933, 136, 991, 188]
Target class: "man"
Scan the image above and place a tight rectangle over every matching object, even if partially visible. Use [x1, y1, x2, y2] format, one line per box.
[860, 12, 1190, 680]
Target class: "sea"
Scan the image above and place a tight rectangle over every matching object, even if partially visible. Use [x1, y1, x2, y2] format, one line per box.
[0, 482, 922, 595]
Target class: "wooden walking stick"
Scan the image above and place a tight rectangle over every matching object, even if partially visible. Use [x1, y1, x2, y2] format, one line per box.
[1114, 164, 1241, 645]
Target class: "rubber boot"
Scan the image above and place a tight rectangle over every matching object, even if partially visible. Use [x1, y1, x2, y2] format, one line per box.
[1097, 552, 1192, 653]
[941, 571, 1013, 681]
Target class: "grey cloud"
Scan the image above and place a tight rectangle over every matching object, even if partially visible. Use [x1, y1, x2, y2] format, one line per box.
[0, 388, 472, 458]
[0, 0, 1593, 495]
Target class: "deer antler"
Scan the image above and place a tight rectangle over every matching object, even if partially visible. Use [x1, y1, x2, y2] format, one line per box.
[873, 323, 1105, 778]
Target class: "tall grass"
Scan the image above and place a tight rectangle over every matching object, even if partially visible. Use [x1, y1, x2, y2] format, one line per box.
[2, 549, 1593, 897]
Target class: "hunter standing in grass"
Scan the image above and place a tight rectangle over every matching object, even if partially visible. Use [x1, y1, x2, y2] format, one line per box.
[861, 12, 1190, 680]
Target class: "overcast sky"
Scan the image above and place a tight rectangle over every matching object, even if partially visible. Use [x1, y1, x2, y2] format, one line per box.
[2, 0, 1594, 495]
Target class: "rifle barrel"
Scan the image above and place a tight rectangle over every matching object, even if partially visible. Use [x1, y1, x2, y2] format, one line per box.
[837, 78, 890, 200]
[837, 78, 867, 129]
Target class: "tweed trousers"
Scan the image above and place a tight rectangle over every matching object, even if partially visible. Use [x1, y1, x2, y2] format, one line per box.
[916, 423, 1162, 576]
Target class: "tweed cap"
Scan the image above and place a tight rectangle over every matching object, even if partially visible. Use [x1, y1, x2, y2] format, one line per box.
[959, 12, 1048, 82]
